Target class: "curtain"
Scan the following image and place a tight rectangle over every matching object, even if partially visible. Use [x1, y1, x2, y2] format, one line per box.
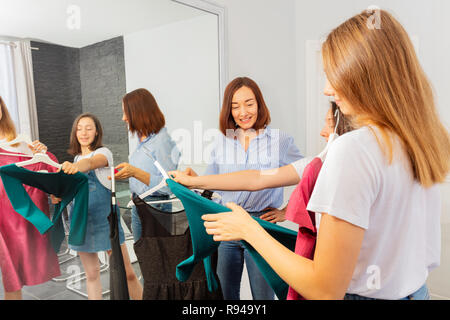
[0, 43, 20, 127]
[0, 40, 39, 140]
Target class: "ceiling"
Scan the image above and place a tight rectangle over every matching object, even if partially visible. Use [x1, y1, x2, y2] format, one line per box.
[0, 0, 206, 48]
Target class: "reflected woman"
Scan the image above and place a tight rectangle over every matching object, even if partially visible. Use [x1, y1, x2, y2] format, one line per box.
[113, 88, 181, 242]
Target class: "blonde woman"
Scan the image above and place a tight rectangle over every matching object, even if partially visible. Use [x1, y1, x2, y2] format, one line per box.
[0, 97, 58, 300]
[198, 10, 450, 300]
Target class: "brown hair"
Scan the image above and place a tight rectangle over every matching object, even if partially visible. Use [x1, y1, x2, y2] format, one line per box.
[0, 96, 17, 142]
[67, 113, 104, 156]
[330, 102, 353, 136]
[122, 88, 165, 137]
[219, 77, 271, 135]
[322, 9, 450, 187]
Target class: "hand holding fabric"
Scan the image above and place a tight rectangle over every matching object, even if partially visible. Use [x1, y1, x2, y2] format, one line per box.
[61, 161, 79, 175]
[50, 195, 62, 204]
[202, 202, 261, 242]
[168, 168, 197, 187]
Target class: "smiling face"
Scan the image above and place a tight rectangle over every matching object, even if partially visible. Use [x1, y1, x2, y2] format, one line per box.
[76, 116, 97, 150]
[231, 86, 259, 131]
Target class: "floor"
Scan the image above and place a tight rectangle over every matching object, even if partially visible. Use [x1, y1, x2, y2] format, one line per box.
[1, 184, 449, 300]
[0, 208, 143, 300]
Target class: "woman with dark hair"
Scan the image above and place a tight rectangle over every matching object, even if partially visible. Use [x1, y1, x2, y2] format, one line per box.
[113, 88, 181, 243]
[61, 113, 143, 300]
[180, 77, 303, 300]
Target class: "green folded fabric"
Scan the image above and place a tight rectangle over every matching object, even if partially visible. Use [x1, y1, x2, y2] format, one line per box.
[167, 179, 297, 300]
[0, 164, 89, 253]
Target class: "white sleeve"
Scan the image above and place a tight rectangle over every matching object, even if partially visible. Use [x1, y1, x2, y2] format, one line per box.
[290, 156, 314, 178]
[93, 147, 114, 190]
[94, 147, 114, 167]
[306, 136, 381, 230]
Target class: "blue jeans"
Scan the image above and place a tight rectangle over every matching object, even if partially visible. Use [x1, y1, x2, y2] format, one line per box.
[344, 284, 430, 300]
[131, 194, 171, 242]
[217, 211, 274, 300]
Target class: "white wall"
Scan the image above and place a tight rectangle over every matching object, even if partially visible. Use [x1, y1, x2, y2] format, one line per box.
[210, 0, 450, 156]
[123, 14, 220, 172]
[212, 0, 301, 152]
[295, 0, 450, 155]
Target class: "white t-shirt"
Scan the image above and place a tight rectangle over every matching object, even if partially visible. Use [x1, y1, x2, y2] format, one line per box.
[306, 126, 441, 299]
[290, 156, 314, 179]
[74, 147, 113, 190]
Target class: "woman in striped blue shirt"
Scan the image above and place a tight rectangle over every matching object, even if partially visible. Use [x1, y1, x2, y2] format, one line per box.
[185, 77, 303, 300]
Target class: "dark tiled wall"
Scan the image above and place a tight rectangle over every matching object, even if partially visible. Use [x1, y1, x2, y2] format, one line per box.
[80, 36, 128, 165]
[31, 37, 128, 165]
[31, 41, 82, 163]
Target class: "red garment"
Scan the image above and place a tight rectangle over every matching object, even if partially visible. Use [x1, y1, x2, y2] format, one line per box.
[285, 157, 323, 300]
[0, 149, 61, 292]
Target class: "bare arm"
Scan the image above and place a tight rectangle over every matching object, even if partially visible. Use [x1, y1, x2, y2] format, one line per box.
[203, 203, 365, 300]
[112, 162, 150, 186]
[61, 154, 108, 174]
[169, 163, 300, 191]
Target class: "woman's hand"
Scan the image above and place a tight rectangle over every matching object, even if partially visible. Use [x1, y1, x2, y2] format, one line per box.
[50, 195, 62, 204]
[202, 202, 261, 242]
[113, 162, 137, 180]
[28, 140, 48, 154]
[168, 167, 198, 187]
[260, 207, 286, 223]
[61, 161, 79, 175]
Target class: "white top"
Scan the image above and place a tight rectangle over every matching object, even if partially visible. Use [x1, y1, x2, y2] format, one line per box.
[0, 139, 33, 155]
[74, 147, 113, 190]
[290, 156, 314, 179]
[307, 126, 441, 299]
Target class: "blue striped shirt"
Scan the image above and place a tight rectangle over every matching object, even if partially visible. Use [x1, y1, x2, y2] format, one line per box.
[129, 127, 181, 196]
[204, 126, 303, 212]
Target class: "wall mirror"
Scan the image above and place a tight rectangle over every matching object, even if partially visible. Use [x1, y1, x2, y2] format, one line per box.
[0, 0, 226, 175]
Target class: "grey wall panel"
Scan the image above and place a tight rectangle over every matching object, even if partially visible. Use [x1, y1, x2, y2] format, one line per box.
[31, 36, 128, 165]
[31, 41, 82, 163]
[80, 36, 128, 166]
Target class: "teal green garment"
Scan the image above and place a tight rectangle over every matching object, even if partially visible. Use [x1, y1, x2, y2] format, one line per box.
[0, 164, 89, 253]
[166, 179, 297, 300]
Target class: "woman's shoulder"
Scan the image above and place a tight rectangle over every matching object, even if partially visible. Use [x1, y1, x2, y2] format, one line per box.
[327, 126, 387, 168]
[91, 147, 113, 163]
[149, 127, 173, 144]
[333, 126, 376, 149]
[93, 146, 112, 155]
[266, 126, 291, 138]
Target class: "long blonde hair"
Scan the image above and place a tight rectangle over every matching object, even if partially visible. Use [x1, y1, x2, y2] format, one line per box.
[0, 96, 17, 142]
[322, 9, 450, 187]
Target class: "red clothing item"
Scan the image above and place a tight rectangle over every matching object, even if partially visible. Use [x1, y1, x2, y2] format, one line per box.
[285, 157, 323, 300]
[0, 149, 61, 292]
